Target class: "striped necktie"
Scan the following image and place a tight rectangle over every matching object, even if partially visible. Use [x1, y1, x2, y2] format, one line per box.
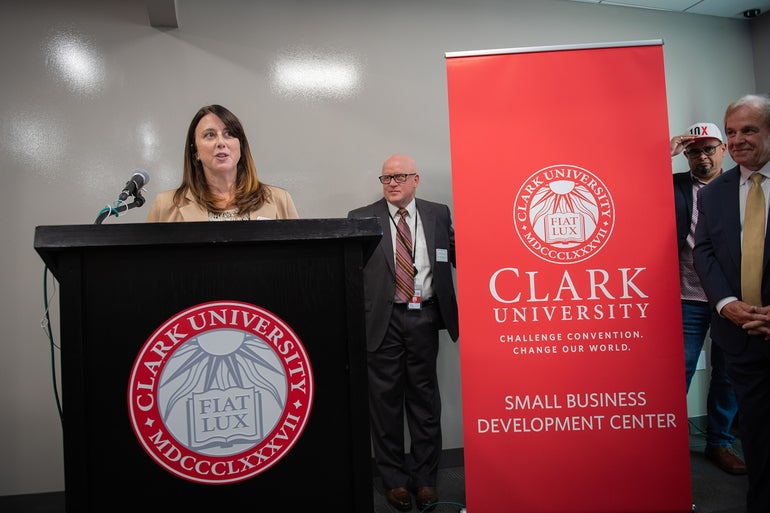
[394, 208, 415, 303]
[742, 173, 766, 306]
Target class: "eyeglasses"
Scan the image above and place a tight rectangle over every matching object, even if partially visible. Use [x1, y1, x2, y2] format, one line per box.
[378, 173, 416, 184]
[684, 145, 719, 158]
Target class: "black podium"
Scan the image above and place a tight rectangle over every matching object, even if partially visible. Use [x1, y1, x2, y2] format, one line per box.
[34, 218, 381, 512]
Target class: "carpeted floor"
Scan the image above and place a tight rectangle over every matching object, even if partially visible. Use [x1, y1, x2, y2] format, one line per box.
[0, 418, 748, 513]
[686, 417, 748, 513]
[370, 418, 748, 513]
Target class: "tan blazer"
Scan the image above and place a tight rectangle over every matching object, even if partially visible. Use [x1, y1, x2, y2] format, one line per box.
[145, 185, 299, 222]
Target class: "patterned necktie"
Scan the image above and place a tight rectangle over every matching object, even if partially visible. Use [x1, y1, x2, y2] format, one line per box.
[394, 208, 415, 303]
[741, 173, 765, 306]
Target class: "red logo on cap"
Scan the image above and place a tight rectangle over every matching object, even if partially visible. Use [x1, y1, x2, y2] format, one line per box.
[690, 125, 709, 136]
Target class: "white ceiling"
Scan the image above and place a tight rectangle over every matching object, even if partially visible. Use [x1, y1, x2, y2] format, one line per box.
[560, 0, 770, 19]
[145, 0, 770, 28]
[146, 1, 770, 27]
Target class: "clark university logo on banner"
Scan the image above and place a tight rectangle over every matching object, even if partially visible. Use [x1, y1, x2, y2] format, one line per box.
[514, 164, 615, 264]
[127, 300, 314, 485]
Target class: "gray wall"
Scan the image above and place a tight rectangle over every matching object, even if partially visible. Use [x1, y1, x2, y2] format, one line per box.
[754, 12, 770, 94]
[1, 0, 767, 496]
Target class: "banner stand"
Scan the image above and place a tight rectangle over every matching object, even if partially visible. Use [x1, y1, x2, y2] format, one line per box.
[446, 40, 692, 513]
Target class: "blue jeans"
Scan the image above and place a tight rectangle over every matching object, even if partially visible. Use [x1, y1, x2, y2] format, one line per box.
[682, 301, 738, 447]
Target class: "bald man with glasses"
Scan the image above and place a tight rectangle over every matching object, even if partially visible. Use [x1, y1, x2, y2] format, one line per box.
[348, 154, 459, 512]
[671, 122, 746, 475]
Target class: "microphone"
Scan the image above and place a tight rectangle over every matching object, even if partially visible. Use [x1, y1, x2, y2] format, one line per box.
[118, 170, 150, 202]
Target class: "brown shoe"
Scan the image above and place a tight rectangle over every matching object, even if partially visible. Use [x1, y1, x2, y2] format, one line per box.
[385, 487, 412, 511]
[415, 486, 439, 512]
[705, 445, 747, 475]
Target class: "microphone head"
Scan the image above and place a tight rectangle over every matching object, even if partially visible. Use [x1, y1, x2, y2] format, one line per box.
[132, 169, 150, 187]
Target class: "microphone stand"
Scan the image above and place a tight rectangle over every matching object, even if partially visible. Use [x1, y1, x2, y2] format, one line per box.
[94, 191, 146, 225]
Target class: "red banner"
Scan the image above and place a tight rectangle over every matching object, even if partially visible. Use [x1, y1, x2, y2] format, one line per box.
[446, 41, 691, 513]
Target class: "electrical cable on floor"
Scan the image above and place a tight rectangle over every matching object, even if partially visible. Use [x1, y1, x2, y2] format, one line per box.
[419, 501, 466, 513]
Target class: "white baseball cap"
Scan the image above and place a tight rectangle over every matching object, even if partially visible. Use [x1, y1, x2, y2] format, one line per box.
[685, 122, 723, 144]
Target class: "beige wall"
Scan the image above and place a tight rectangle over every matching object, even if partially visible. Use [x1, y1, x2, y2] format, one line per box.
[0, 0, 766, 496]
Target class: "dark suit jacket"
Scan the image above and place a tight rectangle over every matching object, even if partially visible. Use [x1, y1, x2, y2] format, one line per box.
[693, 165, 770, 354]
[348, 197, 460, 350]
[673, 171, 695, 254]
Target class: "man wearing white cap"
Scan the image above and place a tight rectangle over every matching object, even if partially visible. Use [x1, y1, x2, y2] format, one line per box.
[671, 122, 746, 474]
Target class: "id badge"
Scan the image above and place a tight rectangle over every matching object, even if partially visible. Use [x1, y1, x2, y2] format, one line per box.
[408, 287, 423, 310]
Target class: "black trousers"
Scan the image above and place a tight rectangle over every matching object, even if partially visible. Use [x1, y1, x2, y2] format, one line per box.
[721, 335, 770, 513]
[367, 301, 442, 490]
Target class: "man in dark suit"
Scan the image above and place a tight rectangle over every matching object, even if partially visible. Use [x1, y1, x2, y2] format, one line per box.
[348, 153, 459, 512]
[693, 94, 770, 513]
[672, 122, 745, 474]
